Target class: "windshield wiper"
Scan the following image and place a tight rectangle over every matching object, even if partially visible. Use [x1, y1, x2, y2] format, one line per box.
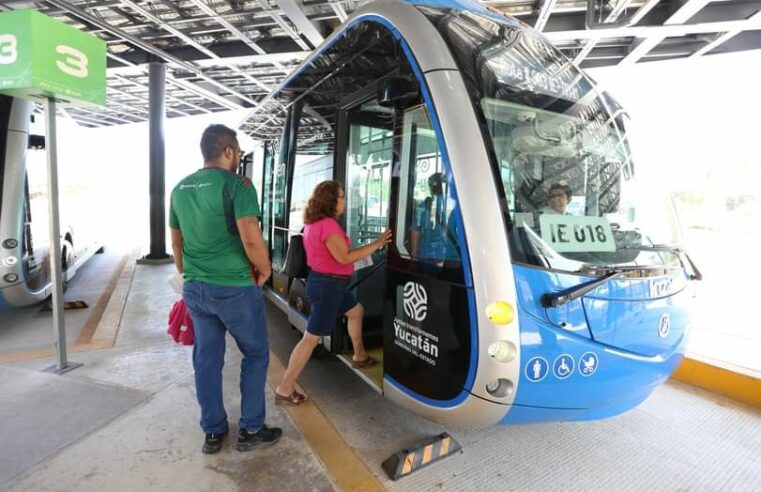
[620, 244, 703, 281]
[542, 245, 703, 309]
[541, 269, 626, 308]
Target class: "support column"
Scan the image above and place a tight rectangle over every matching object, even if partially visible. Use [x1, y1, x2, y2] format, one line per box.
[42, 97, 81, 375]
[141, 61, 171, 263]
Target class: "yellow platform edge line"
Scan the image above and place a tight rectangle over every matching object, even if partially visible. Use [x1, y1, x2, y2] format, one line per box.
[672, 357, 761, 409]
[266, 351, 385, 492]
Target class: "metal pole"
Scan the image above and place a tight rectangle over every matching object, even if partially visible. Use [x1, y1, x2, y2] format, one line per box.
[146, 61, 169, 260]
[44, 97, 68, 370]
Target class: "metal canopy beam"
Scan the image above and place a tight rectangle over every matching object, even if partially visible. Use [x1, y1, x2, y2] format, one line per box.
[276, 0, 324, 47]
[691, 10, 761, 58]
[544, 15, 761, 42]
[120, 0, 273, 92]
[0, 0, 751, 128]
[328, 0, 348, 22]
[619, 0, 711, 65]
[574, 0, 656, 64]
[534, 0, 557, 32]
[257, 0, 311, 50]
[107, 52, 234, 111]
[185, 0, 284, 75]
[45, 0, 250, 108]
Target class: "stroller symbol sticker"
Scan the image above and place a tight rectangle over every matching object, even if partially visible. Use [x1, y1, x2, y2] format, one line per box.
[579, 352, 599, 377]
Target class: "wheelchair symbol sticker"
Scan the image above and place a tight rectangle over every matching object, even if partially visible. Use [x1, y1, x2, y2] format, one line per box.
[579, 352, 599, 377]
[553, 354, 575, 380]
[525, 357, 549, 382]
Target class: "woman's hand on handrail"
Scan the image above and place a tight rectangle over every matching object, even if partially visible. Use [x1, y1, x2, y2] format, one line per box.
[373, 229, 393, 251]
[326, 229, 393, 265]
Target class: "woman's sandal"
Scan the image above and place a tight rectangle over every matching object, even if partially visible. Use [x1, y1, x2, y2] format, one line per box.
[275, 390, 309, 406]
[351, 355, 378, 368]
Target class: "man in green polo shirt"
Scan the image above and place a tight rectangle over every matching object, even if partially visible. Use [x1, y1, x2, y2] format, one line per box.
[170, 124, 281, 454]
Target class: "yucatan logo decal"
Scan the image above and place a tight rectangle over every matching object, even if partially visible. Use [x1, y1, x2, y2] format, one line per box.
[403, 281, 428, 321]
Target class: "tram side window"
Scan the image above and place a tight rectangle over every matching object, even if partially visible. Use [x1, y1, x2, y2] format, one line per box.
[260, 143, 275, 246]
[290, 136, 334, 233]
[346, 119, 393, 248]
[271, 147, 288, 271]
[396, 105, 461, 265]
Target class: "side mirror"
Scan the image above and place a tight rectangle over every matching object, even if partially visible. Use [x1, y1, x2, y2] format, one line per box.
[378, 77, 420, 108]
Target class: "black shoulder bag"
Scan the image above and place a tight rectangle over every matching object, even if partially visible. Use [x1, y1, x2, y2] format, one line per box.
[281, 230, 308, 278]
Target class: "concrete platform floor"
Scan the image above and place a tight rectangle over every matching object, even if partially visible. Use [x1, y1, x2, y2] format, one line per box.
[1, 260, 760, 491]
[0, 247, 128, 358]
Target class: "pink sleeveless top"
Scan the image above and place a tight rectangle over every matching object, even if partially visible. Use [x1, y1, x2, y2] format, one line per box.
[303, 218, 354, 276]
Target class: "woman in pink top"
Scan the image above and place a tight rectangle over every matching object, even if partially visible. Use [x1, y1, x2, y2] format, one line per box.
[275, 180, 392, 405]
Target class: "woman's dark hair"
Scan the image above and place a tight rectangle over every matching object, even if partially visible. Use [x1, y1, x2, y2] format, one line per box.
[304, 180, 342, 224]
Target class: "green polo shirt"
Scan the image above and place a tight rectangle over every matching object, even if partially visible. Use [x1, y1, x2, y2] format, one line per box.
[169, 168, 261, 286]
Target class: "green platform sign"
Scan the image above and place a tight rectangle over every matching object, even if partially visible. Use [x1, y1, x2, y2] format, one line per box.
[0, 9, 105, 106]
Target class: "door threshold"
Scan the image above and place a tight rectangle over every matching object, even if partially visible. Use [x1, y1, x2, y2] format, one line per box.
[337, 349, 383, 394]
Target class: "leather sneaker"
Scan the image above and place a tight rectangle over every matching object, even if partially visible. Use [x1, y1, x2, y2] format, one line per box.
[202, 431, 228, 454]
[236, 425, 282, 452]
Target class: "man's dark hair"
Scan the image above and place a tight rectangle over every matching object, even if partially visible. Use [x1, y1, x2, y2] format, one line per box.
[200, 124, 237, 162]
[549, 183, 572, 200]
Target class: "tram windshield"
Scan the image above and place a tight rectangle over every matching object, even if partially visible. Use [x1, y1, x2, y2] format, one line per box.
[419, 6, 682, 275]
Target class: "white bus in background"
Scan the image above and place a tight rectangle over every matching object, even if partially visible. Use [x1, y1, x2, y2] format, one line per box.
[0, 95, 101, 309]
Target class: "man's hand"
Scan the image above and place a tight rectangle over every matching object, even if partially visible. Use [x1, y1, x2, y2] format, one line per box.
[255, 266, 271, 287]
[236, 216, 272, 285]
[170, 228, 184, 274]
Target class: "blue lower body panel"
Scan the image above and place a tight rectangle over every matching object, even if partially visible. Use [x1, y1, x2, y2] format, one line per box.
[499, 308, 687, 425]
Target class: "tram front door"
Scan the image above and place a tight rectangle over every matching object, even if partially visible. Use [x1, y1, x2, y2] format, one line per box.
[337, 98, 394, 385]
[339, 94, 472, 400]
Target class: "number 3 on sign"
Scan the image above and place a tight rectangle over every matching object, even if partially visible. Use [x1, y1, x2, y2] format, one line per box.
[56, 45, 88, 78]
[0, 34, 18, 65]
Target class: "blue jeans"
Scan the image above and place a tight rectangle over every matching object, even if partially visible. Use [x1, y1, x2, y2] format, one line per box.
[183, 281, 269, 434]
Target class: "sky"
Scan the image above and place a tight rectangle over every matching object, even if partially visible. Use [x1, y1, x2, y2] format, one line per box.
[55, 108, 257, 250]
[589, 50, 761, 196]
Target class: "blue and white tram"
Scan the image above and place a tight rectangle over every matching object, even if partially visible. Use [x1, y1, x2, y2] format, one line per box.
[0, 95, 101, 308]
[244, 0, 700, 427]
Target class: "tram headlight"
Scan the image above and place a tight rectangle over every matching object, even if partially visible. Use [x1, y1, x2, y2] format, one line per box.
[485, 302, 515, 325]
[2, 255, 18, 267]
[3, 273, 19, 283]
[485, 378, 514, 398]
[488, 341, 517, 363]
[2, 238, 18, 249]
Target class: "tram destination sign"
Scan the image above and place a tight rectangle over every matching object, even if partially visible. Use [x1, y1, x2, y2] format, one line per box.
[0, 9, 105, 106]
[539, 214, 615, 253]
